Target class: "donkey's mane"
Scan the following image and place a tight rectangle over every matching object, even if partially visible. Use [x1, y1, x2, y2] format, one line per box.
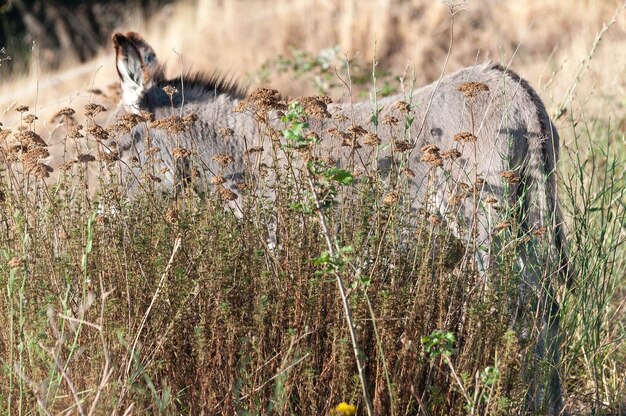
[152, 64, 247, 100]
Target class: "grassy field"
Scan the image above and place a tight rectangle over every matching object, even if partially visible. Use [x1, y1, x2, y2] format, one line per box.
[1, 0, 626, 414]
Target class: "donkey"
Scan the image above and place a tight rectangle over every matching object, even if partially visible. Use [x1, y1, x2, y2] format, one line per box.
[110, 31, 567, 413]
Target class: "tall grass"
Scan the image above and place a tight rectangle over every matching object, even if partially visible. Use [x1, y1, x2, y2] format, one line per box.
[1, 80, 625, 414]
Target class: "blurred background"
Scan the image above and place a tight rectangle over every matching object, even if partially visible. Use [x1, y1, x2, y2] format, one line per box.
[0, 0, 625, 126]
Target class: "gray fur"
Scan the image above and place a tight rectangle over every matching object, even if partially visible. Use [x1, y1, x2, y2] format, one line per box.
[110, 32, 566, 413]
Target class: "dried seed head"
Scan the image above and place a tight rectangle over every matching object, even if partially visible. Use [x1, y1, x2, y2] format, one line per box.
[485, 197, 498, 205]
[210, 176, 226, 185]
[150, 116, 186, 134]
[16, 130, 47, 147]
[533, 227, 548, 238]
[84, 103, 107, 117]
[453, 132, 478, 143]
[457, 82, 489, 99]
[212, 154, 235, 166]
[88, 124, 109, 141]
[340, 132, 361, 149]
[68, 124, 84, 139]
[394, 139, 413, 153]
[421, 144, 440, 154]
[183, 114, 198, 125]
[23, 147, 50, 164]
[172, 148, 192, 159]
[347, 125, 368, 137]
[15, 105, 29, 113]
[448, 193, 466, 206]
[244, 146, 264, 155]
[363, 133, 381, 146]
[500, 170, 521, 184]
[26, 162, 54, 179]
[441, 149, 462, 160]
[162, 85, 178, 97]
[333, 113, 349, 122]
[402, 167, 416, 178]
[23, 114, 38, 124]
[57, 107, 76, 117]
[218, 127, 234, 137]
[382, 115, 399, 126]
[383, 191, 399, 205]
[393, 100, 411, 113]
[421, 152, 443, 167]
[496, 221, 512, 230]
[294, 96, 331, 118]
[218, 186, 238, 201]
[77, 153, 96, 163]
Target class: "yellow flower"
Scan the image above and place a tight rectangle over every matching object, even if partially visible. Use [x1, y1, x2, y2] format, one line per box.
[333, 402, 357, 416]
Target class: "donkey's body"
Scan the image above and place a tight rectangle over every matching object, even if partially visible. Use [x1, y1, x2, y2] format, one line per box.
[111, 32, 566, 412]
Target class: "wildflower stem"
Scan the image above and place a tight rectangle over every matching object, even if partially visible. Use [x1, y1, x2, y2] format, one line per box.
[305, 173, 374, 416]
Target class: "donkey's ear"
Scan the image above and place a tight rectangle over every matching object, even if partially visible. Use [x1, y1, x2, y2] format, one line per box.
[124, 31, 158, 74]
[113, 32, 149, 111]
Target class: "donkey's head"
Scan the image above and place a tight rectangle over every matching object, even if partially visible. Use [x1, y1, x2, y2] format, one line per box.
[112, 31, 160, 113]
[112, 32, 246, 115]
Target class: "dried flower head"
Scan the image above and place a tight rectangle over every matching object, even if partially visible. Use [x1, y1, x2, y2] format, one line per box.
[347, 125, 368, 137]
[16, 130, 47, 147]
[150, 116, 186, 134]
[172, 148, 192, 159]
[183, 114, 199, 125]
[294, 96, 331, 118]
[453, 132, 478, 143]
[393, 100, 411, 113]
[420, 144, 442, 167]
[16, 105, 29, 113]
[457, 82, 489, 99]
[244, 146, 264, 155]
[218, 186, 238, 201]
[57, 107, 76, 117]
[441, 149, 462, 160]
[23, 114, 38, 124]
[500, 170, 521, 184]
[448, 193, 466, 206]
[496, 221, 512, 230]
[23, 147, 50, 164]
[162, 85, 178, 97]
[77, 153, 96, 163]
[84, 103, 107, 117]
[485, 197, 498, 205]
[333, 113, 349, 122]
[26, 162, 54, 179]
[383, 191, 399, 205]
[218, 127, 234, 137]
[88, 124, 109, 141]
[213, 154, 235, 166]
[394, 139, 413, 153]
[340, 131, 361, 149]
[363, 133, 381, 146]
[421, 144, 440, 154]
[382, 115, 399, 126]
[210, 176, 226, 185]
[402, 167, 416, 178]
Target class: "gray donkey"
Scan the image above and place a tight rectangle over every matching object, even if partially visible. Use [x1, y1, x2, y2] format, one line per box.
[110, 31, 567, 413]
